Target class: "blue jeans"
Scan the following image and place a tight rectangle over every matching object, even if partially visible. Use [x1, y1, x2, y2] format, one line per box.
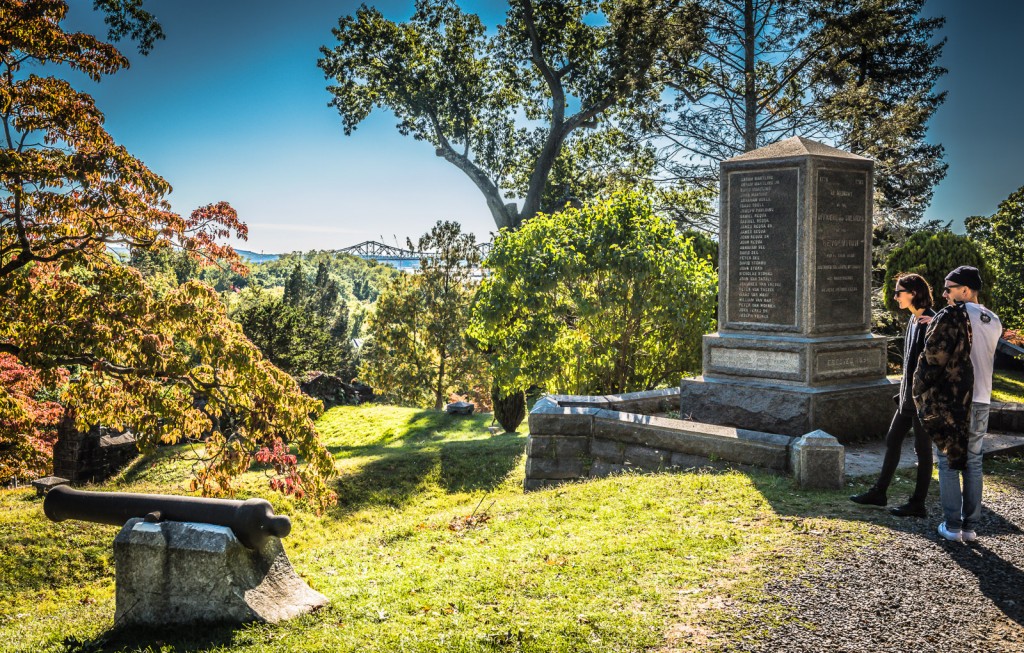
[936, 403, 989, 531]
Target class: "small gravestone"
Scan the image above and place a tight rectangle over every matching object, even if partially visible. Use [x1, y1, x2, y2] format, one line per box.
[680, 137, 896, 443]
[445, 401, 474, 415]
[31, 475, 69, 497]
[52, 416, 139, 484]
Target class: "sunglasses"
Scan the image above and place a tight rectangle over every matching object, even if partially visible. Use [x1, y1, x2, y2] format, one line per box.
[942, 284, 963, 295]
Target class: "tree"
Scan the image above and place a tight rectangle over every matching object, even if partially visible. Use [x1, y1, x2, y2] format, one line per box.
[231, 288, 344, 376]
[659, 0, 946, 232]
[0, 0, 334, 506]
[0, 353, 66, 484]
[360, 221, 489, 409]
[319, 0, 705, 230]
[882, 230, 990, 312]
[966, 185, 1024, 329]
[283, 263, 308, 306]
[469, 192, 717, 395]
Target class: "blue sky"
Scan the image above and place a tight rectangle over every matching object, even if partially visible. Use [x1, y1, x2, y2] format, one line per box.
[64, 0, 1023, 254]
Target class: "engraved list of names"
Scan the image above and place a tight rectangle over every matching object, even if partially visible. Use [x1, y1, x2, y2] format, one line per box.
[814, 169, 868, 327]
[727, 168, 799, 327]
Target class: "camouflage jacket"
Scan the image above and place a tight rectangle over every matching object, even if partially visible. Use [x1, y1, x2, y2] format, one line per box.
[912, 301, 974, 470]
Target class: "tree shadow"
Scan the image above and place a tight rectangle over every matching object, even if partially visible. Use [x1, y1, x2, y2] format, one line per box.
[322, 409, 474, 456]
[62, 621, 241, 653]
[328, 430, 526, 518]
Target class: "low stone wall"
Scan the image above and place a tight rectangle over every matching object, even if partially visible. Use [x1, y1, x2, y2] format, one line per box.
[525, 390, 844, 491]
[990, 402, 1024, 433]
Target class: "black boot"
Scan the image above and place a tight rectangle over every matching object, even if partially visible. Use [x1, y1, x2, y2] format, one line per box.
[850, 487, 887, 506]
[889, 501, 927, 518]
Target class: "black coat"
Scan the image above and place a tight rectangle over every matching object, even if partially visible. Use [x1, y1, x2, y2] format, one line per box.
[898, 308, 936, 414]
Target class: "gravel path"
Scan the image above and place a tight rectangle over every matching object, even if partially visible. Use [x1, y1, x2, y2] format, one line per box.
[720, 475, 1024, 652]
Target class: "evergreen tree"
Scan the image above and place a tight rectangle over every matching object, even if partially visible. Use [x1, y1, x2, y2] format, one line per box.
[283, 263, 307, 306]
[882, 230, 991, 311]
[314, 260, 330, 288]
[660, 0, 946, 231]
[966, 185, 1024, 328]
[329, 303, 356, 381]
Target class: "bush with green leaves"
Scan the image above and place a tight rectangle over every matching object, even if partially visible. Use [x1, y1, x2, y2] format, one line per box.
[470, 192, 717, 396]
[882, 230, 991, 311]
[966, 184, 1024, 328]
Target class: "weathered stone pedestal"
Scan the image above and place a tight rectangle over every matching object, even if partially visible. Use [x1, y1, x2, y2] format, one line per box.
[681, 137, 897, 444]
[114, 518, 327, 626]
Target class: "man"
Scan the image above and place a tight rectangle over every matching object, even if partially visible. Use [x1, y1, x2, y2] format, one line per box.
[917, 266, 1001, 543]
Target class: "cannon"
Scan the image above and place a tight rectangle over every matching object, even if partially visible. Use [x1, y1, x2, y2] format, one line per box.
[43, 485, 291, 549]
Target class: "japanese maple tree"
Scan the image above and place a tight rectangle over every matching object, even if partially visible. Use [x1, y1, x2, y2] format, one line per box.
[0, 0, 335, 507]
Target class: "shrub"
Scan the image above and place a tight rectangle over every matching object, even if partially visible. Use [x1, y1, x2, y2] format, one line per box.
[882, 230, 991, 311]
[470, 192, 717, 396]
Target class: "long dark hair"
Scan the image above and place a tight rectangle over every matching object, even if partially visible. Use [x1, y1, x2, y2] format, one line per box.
[894, 272, 933, 310]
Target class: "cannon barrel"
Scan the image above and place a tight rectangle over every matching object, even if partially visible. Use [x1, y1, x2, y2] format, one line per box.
[43, 485, 291, 549]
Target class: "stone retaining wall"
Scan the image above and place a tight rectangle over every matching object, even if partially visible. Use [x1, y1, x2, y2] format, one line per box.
[525, 390, 844, 491]
[990, 402, 1024, 433]
[52, 417, 139, 484]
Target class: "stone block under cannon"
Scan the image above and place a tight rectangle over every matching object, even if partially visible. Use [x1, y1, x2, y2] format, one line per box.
[43, 486, 328, 626]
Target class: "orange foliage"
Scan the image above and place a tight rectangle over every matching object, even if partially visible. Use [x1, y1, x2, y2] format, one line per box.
[0, 0, 335, 507]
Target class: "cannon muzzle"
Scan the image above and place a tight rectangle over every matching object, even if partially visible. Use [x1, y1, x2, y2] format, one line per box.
[43, 485, 291, 549]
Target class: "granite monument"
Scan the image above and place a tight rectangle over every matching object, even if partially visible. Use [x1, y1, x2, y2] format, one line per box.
[680, 136, 897, 442]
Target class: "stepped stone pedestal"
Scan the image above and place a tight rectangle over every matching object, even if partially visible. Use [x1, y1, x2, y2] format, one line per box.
[114, 518, 327, 626]
[681, 137, 897, 444]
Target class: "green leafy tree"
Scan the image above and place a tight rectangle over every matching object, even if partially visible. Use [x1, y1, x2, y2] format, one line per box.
[231, 289, 343, 376]
[661, 0, 947, 232]
[319, 0, 705, 229]
[361, 221, 489, 409]
[469, 192, 717, 395]
[0, 0, 334, 506]
[882, 230, 990, 311]
[966, 184, 1024, 328]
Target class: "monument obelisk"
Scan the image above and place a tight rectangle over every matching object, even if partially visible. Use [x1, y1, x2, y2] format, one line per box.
[680, 136, 897, 442]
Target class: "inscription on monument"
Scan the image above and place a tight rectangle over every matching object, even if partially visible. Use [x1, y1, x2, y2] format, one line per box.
[710, 348, 801, 375]
[727, 168, 799, 327]
[814, 349, 883, 379]
[815, 169, 868, 326]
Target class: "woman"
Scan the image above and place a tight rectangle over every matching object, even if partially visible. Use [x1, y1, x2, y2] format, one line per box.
[850, 273, 936, 517]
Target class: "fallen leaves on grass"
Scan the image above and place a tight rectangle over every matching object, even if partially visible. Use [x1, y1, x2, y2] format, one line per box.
[448, 496, 494, 532]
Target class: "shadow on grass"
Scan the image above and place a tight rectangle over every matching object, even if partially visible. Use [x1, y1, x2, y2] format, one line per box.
[327, 409, 527, 517]
[61, 621, 240, 653]
[324, 409, 477, 455]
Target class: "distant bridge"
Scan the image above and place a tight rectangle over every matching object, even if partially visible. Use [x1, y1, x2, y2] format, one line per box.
[339, 240, 492, 272]
[339, 241, 421, 270]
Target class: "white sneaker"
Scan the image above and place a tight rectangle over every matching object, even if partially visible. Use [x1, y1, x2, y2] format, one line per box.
[938, 522, 963, 542]
[962, 529, 978, 542]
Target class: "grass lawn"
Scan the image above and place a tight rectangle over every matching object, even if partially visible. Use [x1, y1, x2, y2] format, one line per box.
[0, 404, 974, 653]
[993, 369, 1024, 404]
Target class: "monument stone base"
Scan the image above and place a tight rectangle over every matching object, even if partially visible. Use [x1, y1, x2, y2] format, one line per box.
[114, 518, 327, 626]
[679, 376, 899, 444]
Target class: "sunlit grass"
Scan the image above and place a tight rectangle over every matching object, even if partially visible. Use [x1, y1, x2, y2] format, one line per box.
[0, 403, 919, 653]
[993, 369, 1024, 404]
